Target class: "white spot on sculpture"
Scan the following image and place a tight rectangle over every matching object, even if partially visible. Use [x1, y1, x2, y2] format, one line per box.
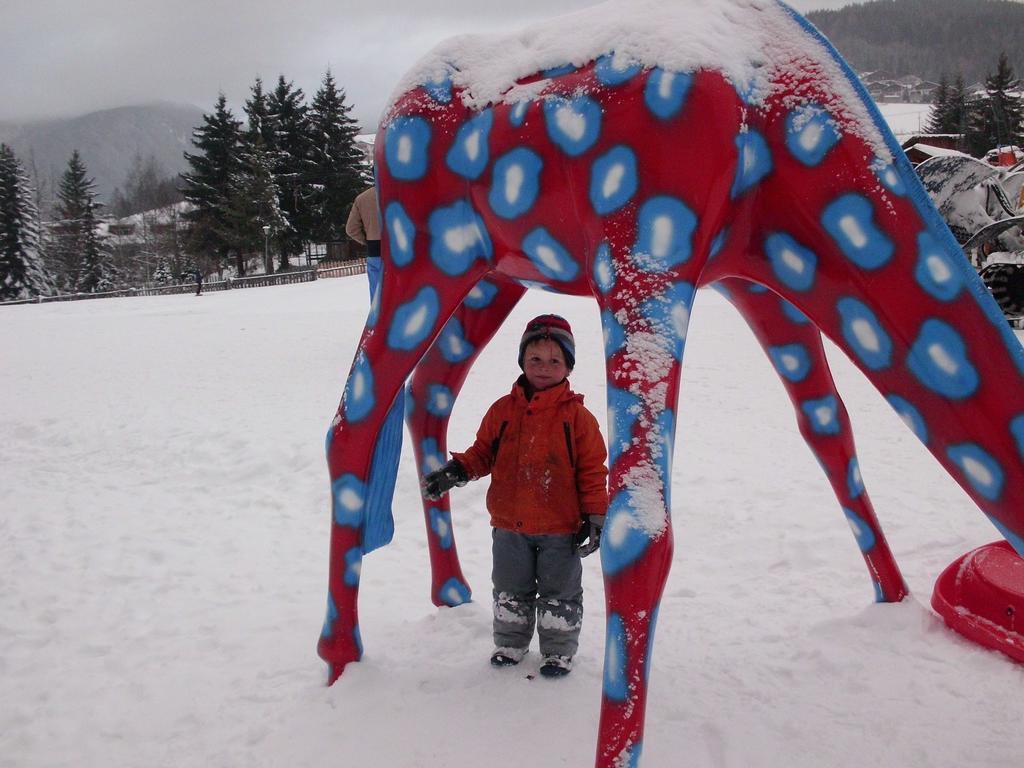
[464, 130, 481, 161]
[504, 164, 524, 203]
[928, 343, 960, 375]
[814, 405, 834, 427]
[743, 143, 758, 174]
[962, 455, 994, 487]
[444, 222, 483, 253]
[392, 218, 409, 251]
[781, 247, 806, 274]
[447, 334, 466, 357]
[780, 353, 800, 372]
[397, 135, 413, 164]
[658, 71, 675, 98]
[670, 303, 689, 341]
[404, 304, 430, 338]
[799, 121, 823, 151]
[651, 216, 673, 259]
[605, 511, 632, 548]
[851, 318, 880, 353]
[926, 254, 952, 283]
[338, 487, 363, 511]
[603, 163, 625, 198]
[536, 244, 562, 272]
[555, 105, 586, 141]
[839, 214, 868, 248]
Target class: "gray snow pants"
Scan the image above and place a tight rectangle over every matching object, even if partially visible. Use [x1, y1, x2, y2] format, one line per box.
[491, 527, 583, 658]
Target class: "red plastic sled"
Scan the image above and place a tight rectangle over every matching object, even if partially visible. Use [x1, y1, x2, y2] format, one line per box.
[932, 540, 1024, 663]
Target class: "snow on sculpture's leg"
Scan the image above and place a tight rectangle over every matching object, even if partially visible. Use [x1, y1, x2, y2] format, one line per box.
[405, 278, 526, 607]
[595, 267, 689, 768]
[717, 276, 907, 602]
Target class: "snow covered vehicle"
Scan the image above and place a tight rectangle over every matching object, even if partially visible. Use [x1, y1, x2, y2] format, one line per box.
[917, 153, 1024, 324]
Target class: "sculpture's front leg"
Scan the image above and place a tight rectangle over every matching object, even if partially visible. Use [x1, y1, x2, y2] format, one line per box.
[595, 272, 690, 767]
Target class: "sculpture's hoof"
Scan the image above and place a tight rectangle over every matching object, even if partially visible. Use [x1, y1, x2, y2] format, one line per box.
[932, 540, 1024, 663]
[318, 635, 361, 685]
[433, 577, 472, 608]
[326, 662, 348, 686]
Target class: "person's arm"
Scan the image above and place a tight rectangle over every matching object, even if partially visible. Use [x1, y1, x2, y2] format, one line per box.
[422, 402, 502, 500]
[574, 408, 609, 516]
[451, 401, 504, 480]
[346, 200, 367, 244]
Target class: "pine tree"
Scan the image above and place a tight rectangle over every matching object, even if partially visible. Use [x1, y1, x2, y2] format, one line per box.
[220, 136, 289, 274]
[948, 75, 971, 148]
[52, 151, 112, 292]
[244, 77, 277, 148]
[0, 144, 54, 300]
[966, 52, 1024, 158]
[267, 75, 312, 270]
[182, 94, 244, 274]
[306, 70, 372, 246]
[926, 74, 950, 133]
[927, 73, 971, 141]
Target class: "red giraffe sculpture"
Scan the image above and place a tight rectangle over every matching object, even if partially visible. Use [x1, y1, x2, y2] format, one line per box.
[319, 2, 1024, 765]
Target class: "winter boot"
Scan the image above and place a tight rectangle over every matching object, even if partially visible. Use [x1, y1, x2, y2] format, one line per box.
[539, 654, 573, 677]
[491, 646, 528, 666]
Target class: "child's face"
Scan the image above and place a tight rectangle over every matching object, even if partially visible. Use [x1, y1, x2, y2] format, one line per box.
[523, 339, 569, 391]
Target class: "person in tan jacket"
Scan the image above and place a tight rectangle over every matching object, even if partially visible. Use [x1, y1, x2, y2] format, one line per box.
[422, 314, 608, 677]
[345, 186, 381, 298]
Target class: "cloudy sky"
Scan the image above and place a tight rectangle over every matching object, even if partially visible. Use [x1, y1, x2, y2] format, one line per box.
[3, 0, 856, 129]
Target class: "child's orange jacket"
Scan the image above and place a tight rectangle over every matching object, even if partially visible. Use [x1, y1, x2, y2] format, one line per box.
[452, 377, 608, 534]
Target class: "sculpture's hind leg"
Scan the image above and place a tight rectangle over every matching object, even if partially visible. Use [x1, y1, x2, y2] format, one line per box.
[595, 275, 689, 768]
[711, 91, 1024, 558]
[405, 277, 526, 607]
[717, 276, 908, 602]
[318, 258, 490, 684]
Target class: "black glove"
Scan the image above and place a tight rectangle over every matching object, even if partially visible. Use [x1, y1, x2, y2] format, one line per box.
[575, 514, 605, 557]
[421, 459, 469, 501]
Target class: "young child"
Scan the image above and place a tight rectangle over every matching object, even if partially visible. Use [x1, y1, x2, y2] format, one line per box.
[422, 314, 608, 677]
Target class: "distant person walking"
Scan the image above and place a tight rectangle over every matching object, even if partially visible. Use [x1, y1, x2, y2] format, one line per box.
[346, 186, 382, 300]
[181, 267, 203, 296]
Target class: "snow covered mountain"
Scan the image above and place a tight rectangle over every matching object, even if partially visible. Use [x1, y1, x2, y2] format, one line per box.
[0, 102, 203, 203]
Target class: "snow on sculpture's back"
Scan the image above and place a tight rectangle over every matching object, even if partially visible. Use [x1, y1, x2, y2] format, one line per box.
[318, 1, 1024, 765]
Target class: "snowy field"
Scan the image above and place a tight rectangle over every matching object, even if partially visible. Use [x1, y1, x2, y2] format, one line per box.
[877, 102, 933, 142]
[2, 276, 1022, 767]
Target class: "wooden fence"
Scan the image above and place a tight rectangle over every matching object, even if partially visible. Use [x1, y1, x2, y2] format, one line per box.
[0, 258, 368, 307]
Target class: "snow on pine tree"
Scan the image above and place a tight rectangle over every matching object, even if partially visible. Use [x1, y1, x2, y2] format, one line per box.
[0, 143, 54, 300]
[51, 151, 113, 293]
[306, 70, 371, 245]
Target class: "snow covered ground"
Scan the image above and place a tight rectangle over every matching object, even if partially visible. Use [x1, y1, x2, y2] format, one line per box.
[2, 276, 1022, 767]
